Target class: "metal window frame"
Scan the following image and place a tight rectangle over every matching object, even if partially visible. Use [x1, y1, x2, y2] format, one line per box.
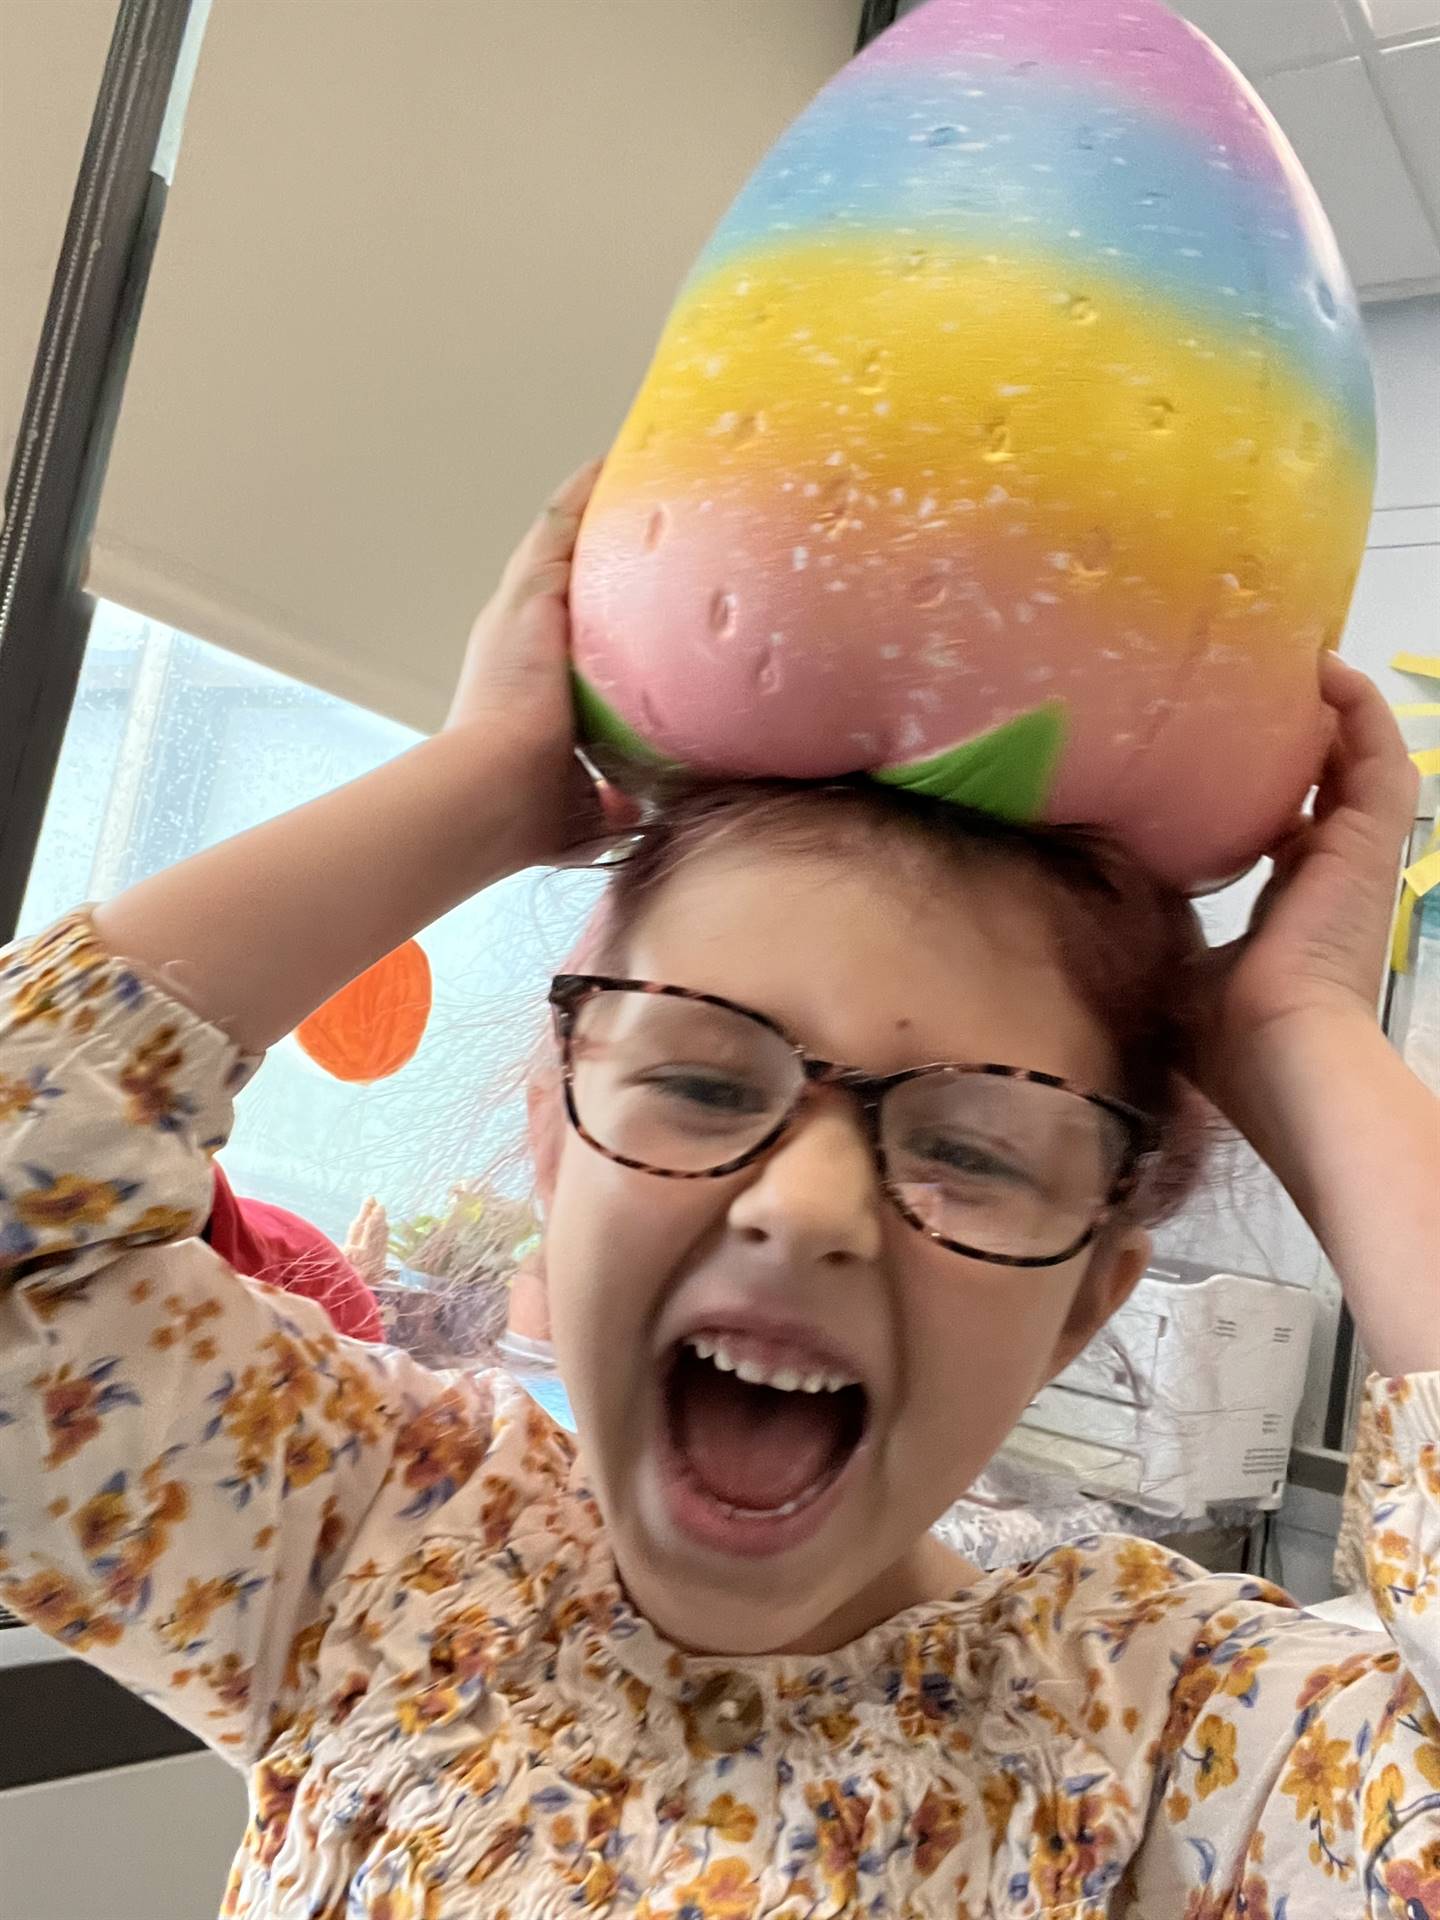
[0, 0, 207, 1784]
[856, 0, 903, 51]
[0, 0, 194, 941]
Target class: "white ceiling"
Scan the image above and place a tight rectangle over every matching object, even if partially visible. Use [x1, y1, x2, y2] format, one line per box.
[1171, 0, 1440, 298]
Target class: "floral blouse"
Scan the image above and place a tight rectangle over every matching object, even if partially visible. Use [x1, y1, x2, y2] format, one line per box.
[1, 915, 1437, 1920]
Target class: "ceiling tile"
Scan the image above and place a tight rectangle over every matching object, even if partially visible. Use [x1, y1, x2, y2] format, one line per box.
[1379, 40, 1440, 227]
[1175, 0, 1351, 73]
[1359, 0, 1440, 40]
[1260, 58, 1440, 286]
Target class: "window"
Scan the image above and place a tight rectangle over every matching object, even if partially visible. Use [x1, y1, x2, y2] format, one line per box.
[21, 604, 603, 1243]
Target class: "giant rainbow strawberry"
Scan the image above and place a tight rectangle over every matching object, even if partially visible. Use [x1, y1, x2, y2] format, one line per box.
[570, 0, 1374, 889]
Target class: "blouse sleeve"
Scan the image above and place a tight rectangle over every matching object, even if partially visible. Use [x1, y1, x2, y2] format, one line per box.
[0, 915, 505, 1763]
[1126, 1371, 1440, 1918]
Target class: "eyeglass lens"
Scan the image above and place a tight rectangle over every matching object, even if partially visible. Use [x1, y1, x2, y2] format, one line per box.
[566, 989, 1130, 1261]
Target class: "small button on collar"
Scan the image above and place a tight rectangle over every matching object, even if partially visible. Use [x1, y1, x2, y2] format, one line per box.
[688, 1671, 763, 1754]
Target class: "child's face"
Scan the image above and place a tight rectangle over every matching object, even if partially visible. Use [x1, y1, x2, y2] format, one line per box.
[541, 843, 1148, 1656]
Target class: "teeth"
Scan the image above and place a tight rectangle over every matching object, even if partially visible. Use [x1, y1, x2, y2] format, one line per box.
[717, 1490, 810, 1519]
[683, 1335, 858, 1396]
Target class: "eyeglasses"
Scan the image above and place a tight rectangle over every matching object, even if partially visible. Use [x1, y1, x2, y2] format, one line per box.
[548, 974, 1158, 1268]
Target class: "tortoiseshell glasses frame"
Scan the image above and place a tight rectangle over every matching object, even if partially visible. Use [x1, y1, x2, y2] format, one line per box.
[548, 973, 1159, 1270]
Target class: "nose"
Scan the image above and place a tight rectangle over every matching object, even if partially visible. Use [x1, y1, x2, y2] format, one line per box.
[726, 1092, 884, 1267]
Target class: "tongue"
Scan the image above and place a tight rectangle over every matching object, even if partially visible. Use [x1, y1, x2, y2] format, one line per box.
[671, 1356, 847, 1511]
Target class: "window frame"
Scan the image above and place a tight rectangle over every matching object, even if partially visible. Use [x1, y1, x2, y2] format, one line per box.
[0, 0, 195, 941]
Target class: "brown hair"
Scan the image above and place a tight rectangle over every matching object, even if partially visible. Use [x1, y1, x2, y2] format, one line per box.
[582, 776, 1214, 1226]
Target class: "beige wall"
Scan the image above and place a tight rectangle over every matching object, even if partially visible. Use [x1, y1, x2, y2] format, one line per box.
[86, 0, 859, 726]
[0, 0, 118, 507]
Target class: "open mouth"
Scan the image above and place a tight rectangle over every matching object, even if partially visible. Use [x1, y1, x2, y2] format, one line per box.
[661, 1332, 869, 1540]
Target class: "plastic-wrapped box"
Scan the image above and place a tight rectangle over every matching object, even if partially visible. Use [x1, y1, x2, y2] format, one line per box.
[1007, 1259, 1315, 1517]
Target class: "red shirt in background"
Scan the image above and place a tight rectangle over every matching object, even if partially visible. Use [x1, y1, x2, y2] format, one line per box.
[204, 1163, 384, 1343]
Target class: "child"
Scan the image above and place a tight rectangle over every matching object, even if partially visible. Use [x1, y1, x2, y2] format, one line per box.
[1, 469, 1434, 1917]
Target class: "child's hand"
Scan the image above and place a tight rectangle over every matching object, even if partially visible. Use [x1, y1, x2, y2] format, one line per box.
[1194, 652, 1419, 1099]
[446, 460, 636, 867]
[1189, 655, 1437, 1375]
[94, 462, 639, 1054]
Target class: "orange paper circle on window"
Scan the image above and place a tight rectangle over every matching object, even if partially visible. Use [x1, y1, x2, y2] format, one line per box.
[295, 939, 433, 1083]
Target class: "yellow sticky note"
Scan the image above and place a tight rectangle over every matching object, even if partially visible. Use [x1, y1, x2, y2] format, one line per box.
[1393, 702, 1440, 718]
[1411, 747, 1440, 777]
[1393, 892, 1416, 973]
[1390, 652, 1440, 681]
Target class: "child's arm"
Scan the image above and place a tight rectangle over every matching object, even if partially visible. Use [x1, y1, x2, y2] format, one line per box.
[0, 915, 532, 1760]
[1222, 1014, 1437, 1377]
[1118, 1369, 1439, 1914]
[1133, 664, 1438, 1914]
[94, 462, 612, 1055]
[1196, 654, 1437, 1378]
[0, 470, 602, 1754]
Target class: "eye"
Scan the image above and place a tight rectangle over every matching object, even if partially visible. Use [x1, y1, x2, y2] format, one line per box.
[906, 1131, 1035, 1188]
[638, 1067, 771, 1117]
